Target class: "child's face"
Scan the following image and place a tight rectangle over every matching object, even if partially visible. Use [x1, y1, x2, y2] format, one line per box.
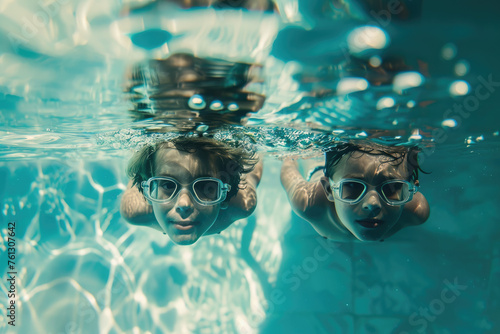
[150, 148, 222, 245]
[323, 152, 412, 241]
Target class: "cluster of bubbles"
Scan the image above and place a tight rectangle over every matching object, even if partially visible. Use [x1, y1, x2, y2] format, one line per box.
[188, 95, 240, 112]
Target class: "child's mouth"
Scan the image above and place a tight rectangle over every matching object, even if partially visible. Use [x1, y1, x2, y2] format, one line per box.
[356, 219, 384, 228]
[172, 221, 197, 231]
[174, 224, 195, 231]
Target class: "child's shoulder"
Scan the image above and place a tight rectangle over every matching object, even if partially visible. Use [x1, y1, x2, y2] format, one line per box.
[291, 180, 330, 219]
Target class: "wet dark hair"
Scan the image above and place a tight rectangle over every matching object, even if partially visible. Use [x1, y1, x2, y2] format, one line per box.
[127, 137, 258, 201]
[324, 142, 424, 184]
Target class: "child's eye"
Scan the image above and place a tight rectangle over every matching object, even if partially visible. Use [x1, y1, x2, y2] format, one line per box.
[194, 180, 219, 201]
[342, 181, 364, 199]
[159, 180, 177, 196]
[382, 182, 404, 200]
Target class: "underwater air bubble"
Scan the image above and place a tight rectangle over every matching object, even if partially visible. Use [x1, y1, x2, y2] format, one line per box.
[454, 60, 470, 76]
[449, 80, 470, 96]
[407, 100, 416, 108]
[476, 135, 484, 141]
[227, 103, 239, 111]
[210, 100, 224, 111]
[196, 125, 209, 132]
[347, 26, 389, 55]
[376, 97, 395, 110]
[188, 95, 206, 110]
[369, 56, 382, 67]
[494, 131, 499, 136]
[336, 78, 369, 95]
[441, 43, 457, 60]
[442, 119, 458, 128]
[393, 72, 424, 93]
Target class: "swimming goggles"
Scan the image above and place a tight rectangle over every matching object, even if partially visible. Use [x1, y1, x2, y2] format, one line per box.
[329, 179, 418, 206]
[142, 177, 231, 206]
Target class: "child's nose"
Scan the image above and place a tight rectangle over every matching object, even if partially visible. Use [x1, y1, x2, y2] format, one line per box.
[362, 191, 382, 216]
[175, 190, 195, 217]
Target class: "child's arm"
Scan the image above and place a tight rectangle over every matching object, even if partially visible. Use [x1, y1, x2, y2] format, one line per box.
[281, 158, 360, 241]
[280, 158, 327, 220]
[399, 192, 430, 226]
[205, 160, 263, 235]
[120, 181, 164, 232]
[281, 158, 307, 213]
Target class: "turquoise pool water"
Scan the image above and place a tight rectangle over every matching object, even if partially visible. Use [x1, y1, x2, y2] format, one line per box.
[1, 0, 500, 333]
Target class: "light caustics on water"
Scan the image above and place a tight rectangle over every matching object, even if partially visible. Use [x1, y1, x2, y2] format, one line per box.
[1, 1, 499, 334]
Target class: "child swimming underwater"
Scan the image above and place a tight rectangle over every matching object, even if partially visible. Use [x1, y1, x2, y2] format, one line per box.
[280, 142, 429, 242]
[121, 137, 262, 245]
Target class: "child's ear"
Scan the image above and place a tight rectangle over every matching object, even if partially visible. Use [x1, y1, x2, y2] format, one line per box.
[320, 176, 335, 202]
